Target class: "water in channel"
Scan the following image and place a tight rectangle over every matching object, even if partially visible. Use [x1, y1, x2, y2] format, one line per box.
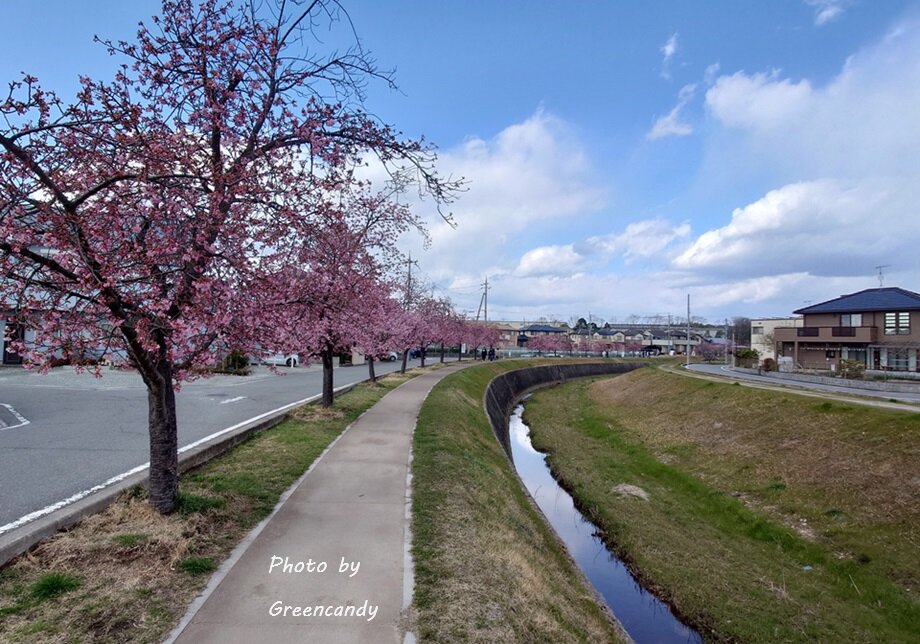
[509, 403, 702, 644]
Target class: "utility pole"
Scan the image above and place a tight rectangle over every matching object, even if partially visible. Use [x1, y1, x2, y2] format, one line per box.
[404, 253, 419, 308]
[686, 294, 691, 367]
[482, 276, 490, 323]
[668, 313, 673, 355]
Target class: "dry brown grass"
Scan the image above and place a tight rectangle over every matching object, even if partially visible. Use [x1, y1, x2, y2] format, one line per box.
[1, 494, 215, 643]
[590, 368, 920, 526]
[290, 404, 347, 421]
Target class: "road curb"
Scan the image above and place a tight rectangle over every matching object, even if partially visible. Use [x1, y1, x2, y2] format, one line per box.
[0, 381, 362, 568]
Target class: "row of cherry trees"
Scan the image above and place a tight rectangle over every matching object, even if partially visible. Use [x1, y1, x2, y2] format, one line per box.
[0, 0, 467, 513]
[528, 335, 646, 356]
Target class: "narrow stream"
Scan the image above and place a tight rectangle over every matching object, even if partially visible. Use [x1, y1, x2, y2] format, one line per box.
[509, 403, 702, 644]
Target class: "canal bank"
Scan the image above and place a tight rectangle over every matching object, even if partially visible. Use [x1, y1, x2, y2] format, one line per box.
[509, 402, 700, 643]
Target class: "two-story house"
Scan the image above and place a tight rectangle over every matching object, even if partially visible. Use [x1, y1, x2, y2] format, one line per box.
[773, 287, 920, 372]
[517, 323, 567, 348]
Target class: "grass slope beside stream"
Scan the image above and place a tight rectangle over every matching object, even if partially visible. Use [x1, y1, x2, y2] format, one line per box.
[411, 360, 628, 643]
[523, 366, 920, 643]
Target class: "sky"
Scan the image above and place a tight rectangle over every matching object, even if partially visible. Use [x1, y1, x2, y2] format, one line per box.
[3, 0, 920, 325]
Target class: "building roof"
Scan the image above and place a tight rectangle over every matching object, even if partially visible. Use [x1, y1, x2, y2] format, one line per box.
[520, 324, 565, 333]
[794, 287, 920, 314]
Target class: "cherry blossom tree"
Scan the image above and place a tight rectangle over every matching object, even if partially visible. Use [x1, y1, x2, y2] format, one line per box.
[528, 334, 570, 356]
[0, 0, 456, 514]
[354, 295, 405, 383]
[273, 184, 421, 407]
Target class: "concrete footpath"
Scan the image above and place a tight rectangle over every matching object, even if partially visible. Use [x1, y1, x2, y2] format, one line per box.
[167, 363, 465, 644]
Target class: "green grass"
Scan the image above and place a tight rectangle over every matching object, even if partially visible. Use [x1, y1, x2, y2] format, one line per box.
[176, 491, 225, 515]
[522, 367, 920, 643]
[178, 557, 216, 575]
[412, 359, 629, 643]
[111, 533, 149, 547]
[30, 573, 81, 601]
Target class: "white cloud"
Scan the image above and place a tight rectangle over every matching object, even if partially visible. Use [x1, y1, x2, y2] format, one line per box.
[677, 19, 920, 291]
[395, 109, 606, 306]
[428, 109, 605, 246]
[660, 33, 679, 79]
[647, 83, 697, 140]
[805, 0, 847, 26]
[511, 218, 691, 279]
[585, 219, 691, 263]
[703, 62, 721, 86]
[673, 178, 920, 279]
[647, 106, 693, 140]
[706, 71, 812, 130]
[515, 244, 584, 277]
[703, 23, 920, 179]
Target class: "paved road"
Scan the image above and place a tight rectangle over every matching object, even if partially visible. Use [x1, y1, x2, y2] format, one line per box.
[0, 359, 425, 531]
[686, 363, 920, 405]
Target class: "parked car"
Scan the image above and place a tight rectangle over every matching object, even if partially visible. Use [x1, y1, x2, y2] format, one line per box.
[261, 353, 300, 367]
[386, 351, 399, 361]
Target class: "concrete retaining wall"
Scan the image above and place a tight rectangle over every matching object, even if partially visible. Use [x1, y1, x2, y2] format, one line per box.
[484, 362, 645, 458]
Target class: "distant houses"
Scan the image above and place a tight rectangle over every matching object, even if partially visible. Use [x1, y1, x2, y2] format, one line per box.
[484, 320, 710, 356]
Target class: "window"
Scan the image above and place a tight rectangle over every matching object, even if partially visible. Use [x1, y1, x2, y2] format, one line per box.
[888, 349, 909, 371]
[797, 327, 819, 337]
[884, 312, 910, 335]
[752, 326, 764, 335]
[840, 313, 862, 327]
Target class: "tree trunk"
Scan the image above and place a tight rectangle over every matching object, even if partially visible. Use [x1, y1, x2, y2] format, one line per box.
[400, 350, 408, 374]
[420, 347, 426, 368]
[146, 360, 179, 514]
[322, 348, 335, 407]
[367, 356, 376, 382]
[440, 342, 445, 363]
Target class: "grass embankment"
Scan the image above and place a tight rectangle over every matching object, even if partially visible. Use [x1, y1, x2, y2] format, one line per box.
[523, 366, 920, 643]
[411, 360, 628, 643]
[0, 370, 416, 643]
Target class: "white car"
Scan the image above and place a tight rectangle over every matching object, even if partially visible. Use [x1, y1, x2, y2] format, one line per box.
[386, 351, 399, 361]
[261, 353, 300, 367]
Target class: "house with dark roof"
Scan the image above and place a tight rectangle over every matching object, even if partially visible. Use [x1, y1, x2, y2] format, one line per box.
[517, 323, 567, 348]
[773, 287, 920, 372]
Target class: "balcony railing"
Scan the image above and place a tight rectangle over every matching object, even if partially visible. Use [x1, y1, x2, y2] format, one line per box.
[774, 326, 877, 343]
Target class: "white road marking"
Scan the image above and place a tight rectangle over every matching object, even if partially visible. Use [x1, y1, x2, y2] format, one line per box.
[219, 396, 246, 405]
[0, 403, 30, 431]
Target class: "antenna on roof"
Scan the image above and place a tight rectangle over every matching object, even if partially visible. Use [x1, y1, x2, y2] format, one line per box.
[875, 264, 892, 287]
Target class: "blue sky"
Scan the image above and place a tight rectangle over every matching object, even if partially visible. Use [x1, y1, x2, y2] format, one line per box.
[4, 0, 920, 324]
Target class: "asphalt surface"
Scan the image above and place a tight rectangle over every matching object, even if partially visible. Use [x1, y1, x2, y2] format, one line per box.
[686, 363, 920, 404]
[0, 358, 421, 531]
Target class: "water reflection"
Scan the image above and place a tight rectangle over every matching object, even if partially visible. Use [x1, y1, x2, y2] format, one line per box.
[509, 404, 702, 644]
